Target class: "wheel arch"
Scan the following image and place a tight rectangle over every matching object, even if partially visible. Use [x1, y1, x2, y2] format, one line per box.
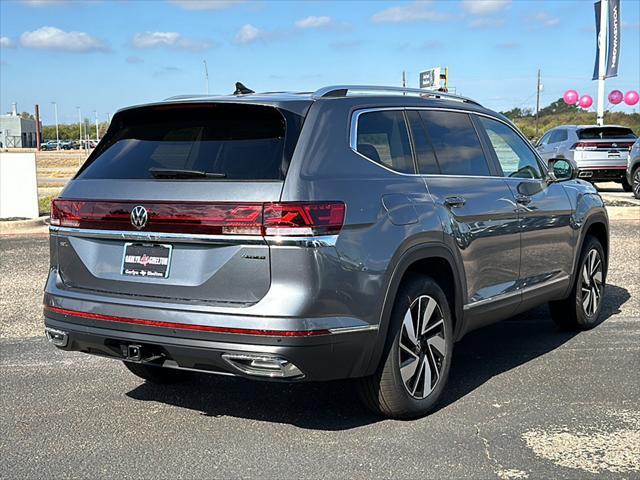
[574, 212, 609, 282]
[365, 243, 466, 376]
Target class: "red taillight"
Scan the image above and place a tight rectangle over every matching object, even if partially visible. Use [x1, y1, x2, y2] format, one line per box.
[263, 202, 345, 236]
[572, 141, 634, 150]
[50, 199, 345, 237]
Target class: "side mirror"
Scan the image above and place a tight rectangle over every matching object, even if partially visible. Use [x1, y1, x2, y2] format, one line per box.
[548, 158, 576, 181]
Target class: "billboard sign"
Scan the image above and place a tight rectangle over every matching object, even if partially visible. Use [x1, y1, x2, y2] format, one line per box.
[419, 67, 441, 89]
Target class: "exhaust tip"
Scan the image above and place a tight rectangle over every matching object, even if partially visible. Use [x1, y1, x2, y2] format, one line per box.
[45, 327, 68, 347]
[222, 353, 303, 379]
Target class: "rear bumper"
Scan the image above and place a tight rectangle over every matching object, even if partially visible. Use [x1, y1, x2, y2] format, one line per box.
[43, 305, 378, 382]
[576, 165, 627, 181]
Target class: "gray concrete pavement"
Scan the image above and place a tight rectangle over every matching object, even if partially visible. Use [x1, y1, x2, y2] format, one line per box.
[1, 220, 638, 479]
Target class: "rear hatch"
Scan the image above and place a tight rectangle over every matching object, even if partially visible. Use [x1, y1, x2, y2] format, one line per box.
[572, 126, 636, 166]
[52, 101, 306, 305]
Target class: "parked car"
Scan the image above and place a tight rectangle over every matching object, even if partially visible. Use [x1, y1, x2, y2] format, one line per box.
[627, 138, 640, 199]
[40, 140, 59, 151]
[43, 85, 609, 419]
[536, 125, 637, 191]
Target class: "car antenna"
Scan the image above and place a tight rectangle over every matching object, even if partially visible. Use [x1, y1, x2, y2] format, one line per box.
[234, 82, 255, 95]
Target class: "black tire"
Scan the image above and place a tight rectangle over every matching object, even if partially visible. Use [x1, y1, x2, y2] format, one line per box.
[549, 236, 606, 330]
[632, 167, 640, 200]
[358, 275, 454, 419]
[621, 176, 633, 193]
[123, 361, 192, 384]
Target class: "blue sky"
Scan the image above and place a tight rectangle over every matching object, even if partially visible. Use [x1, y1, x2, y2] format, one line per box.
[1, 0, 639, 125]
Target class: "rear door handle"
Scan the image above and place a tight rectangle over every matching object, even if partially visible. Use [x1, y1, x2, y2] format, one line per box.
[444, 196, 466, 208]
[515, 195, 532, 205]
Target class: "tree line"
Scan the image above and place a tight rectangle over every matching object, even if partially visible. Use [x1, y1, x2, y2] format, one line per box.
[501, 98, 640, 141]
[41, 120, 110, 141]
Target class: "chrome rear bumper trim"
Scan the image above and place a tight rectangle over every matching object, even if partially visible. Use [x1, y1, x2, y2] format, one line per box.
[50, 226, 338, 247]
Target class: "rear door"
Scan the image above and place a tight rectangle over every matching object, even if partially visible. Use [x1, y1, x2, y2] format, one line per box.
[475, 115, 574, 299]
[52, 102, 305, 305]
[415, 109, 521, 316]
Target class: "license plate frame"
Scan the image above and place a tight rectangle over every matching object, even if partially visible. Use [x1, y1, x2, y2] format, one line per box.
[121, 243, 172, 279]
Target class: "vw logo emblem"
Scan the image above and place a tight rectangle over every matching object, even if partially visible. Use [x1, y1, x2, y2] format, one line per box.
[130, 205, 148, 230]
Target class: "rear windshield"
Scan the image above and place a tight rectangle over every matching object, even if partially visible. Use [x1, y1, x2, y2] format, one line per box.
[77, 103, 303, 181]
[577, 127, 636, 140]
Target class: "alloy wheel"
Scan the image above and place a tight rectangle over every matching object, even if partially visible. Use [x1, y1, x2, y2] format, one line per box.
[633, 169, 640, 199]
[398, 295, 447, 399]
[581, 249, 604, 317]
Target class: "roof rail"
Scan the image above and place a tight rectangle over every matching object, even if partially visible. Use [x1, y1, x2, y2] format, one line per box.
[312, 85, 481, 106]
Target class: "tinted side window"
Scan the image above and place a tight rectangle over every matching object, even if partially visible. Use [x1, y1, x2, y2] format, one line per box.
[479, 117, 543, 179]
[538, 131, 552, 145]
[356, 111, 414, 174]
[406, 111, 439, 174]
[548, 129, 568, 144]
[419, 111, 490, 176]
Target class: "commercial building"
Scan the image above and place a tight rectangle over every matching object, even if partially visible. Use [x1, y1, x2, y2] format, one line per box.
[0, 103, 40, 148]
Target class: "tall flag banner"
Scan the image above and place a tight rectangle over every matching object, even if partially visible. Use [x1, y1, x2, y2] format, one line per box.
[593, 0, 621, 80]
[606, 0, 620, 78]
[592, 1, 602, 80]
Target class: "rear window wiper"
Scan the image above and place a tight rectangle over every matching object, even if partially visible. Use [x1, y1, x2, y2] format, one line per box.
[149, 168, 227, 179]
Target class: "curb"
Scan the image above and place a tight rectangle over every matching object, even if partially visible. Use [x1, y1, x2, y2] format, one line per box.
[0, 216, 50, 235]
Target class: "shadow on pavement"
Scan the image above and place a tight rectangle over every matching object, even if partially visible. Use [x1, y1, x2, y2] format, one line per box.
[126, 284, 629, 430]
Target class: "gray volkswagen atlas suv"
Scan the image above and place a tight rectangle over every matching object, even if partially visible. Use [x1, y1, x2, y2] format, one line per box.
[44, 85, 609, 419]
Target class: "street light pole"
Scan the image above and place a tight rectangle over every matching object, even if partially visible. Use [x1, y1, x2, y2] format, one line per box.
[94, 110, 99, 142]
[52, 102, 60, 150]
[76, 107, 82, 144]
[596, 0, 608, 126]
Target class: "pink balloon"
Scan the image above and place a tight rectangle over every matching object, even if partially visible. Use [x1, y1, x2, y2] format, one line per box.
[578, 95, 593, 109]
[563, 89, 579, 105]
[624, 90, 639, 106]
[608, 90, 624, 104]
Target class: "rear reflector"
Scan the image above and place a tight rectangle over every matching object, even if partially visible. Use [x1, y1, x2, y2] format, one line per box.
[44, 305, 331, 337]
[51, 200, 345, 237]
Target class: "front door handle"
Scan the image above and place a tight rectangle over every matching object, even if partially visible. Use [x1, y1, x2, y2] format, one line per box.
[444, 196, 466, 208]
[515, 195, 532, 205]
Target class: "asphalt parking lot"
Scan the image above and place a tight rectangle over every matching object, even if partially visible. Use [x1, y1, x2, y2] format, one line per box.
[1, 219, 639, 479]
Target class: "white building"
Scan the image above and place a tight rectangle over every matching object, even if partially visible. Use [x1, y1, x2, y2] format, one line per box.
[0, 103, 40, 148]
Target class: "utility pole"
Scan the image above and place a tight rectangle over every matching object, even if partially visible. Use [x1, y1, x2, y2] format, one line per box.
[203, 60, 209, 94]
[402, 71, 406, 95]
[596, 0, 608, 126]
[535, 68, 541, 137]
[52, 102, 59, 150]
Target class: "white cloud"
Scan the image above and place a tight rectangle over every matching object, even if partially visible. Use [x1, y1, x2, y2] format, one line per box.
[21, 0, 69, 6]
[0, 36, 15, 48]
[234, 24, 276, 44]
[532, 12, 560, 28]
[132, 31, 212, 51]
[461, 0, 511, 15]
[20, 26, 109, 52]
[372, 1, 449, 24]
[167, 0, 242, 10]
[622, 21, 640, 30]
[295, 16, 332, 29]
[468, 18, 505, 29]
